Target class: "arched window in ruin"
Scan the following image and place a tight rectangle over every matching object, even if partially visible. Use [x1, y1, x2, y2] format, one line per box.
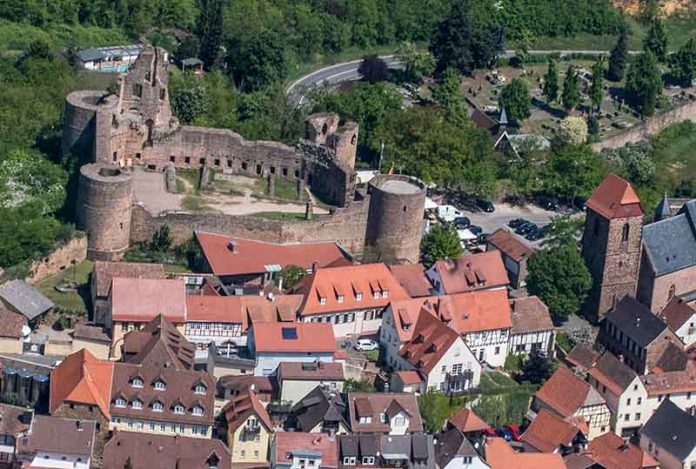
[669, 284, 676, 299]
[321, 123, 328, 135]
[350, 134, 357, 145]
[145, 119, 154, 144]
[621, 223, 630, 243]
[133, 84, 142, 98]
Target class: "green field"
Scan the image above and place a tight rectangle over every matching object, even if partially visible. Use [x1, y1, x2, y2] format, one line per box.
[35, 260, 93, 313]
[650, 121, 696, 189]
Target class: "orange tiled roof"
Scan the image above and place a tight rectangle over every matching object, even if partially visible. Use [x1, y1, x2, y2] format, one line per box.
[510, 296, 554, 334]
[186, 295, 247, 329]
[393, 370, 423, 385]
[294, 263, 410, 315]
[196, 231, 351, 276]
[251, 322, 337, 353]
[486, 437, 566, 469]
[659, 296, 696, 333]
[436, 290, 512, 334]
[110, 277, 186, 323]
[520, 409, 582, 452]
[641, 368, 696, 395]
[49, 349, 113, 418]
[448, 407, 490, 433]
[223, 388, 273, 433]
[586, 173, 643, 219]
[431, 251, 509, 294]
[535, 367, 595, 417]
[587, 432, 658, 469]
[399, 310, 462, 373]
[388, 264, 434, 297]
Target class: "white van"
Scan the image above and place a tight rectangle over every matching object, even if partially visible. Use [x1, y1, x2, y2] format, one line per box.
[437, 205, 463, 223]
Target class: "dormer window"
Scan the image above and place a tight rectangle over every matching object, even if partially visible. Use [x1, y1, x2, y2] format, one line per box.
[373, 291, 379, 299]
[132, 399, 143, 410]
[320, 296, 327, 305]
[358, 416, 372, 424]
[337, 295, 344, 303]
[192, 406, 204, 416]
[174, 405, 185, 414]
[115, 398, 126, 408]
[380, 412, 387, 423]
[195, 384, 207, 394]
[152, 401, 163, 412]
[382, 290, 389, 298]
[356, 293, 363, 301]
[132, 378, 143, 388]
[154, 380, 166, 391]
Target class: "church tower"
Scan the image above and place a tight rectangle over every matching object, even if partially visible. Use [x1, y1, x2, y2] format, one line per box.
[581, 173, 644, 323]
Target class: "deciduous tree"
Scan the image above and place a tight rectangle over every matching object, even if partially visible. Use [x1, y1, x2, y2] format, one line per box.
[196, 0, 225, 69]
[358, 54, 391, 83]
[397, 42, 435, 83]
[626, 50, 663, 116]
[431, 68, 469, 127]
[420, 223, 463, 268]
[499, 78, 531, 122]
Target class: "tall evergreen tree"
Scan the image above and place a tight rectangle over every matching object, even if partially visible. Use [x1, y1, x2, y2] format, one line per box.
[626, 50, 663, 116]
[589, 57, 605, 111]
[669, 37, 696, 87]
[499, 78, 531, 122]
[607, 29, 629, 81]
[197, 0, 225, 69]
[543, 59, 559, 102]
[643, 18, 668, 62]
[562, 66, 580, 111]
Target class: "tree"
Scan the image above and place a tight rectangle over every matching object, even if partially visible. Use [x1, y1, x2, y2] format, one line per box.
[358, 54, 391, 83]
[542, 214, 584, 248]
[626, 50, 663, 116]
[430, 68, 468, 127]
[589, 57, 605, 111]
[542, 144, 602, 201]
[557, 116, 588, 146]
[397, 42, 435, 84]
[520, 349, 554, 384]
[542, 60, 559, 103]
[526, 243, 592, 323]
[561, 66, 580, 111]
[499, 78, 531, 122]
[150, 225, 173, 252]
[607, 29, 629, 81]
[227, 30, 288, 92]
[669, 37, 696, 87]
[643, 18, 668, 62]
[26, 40, 52, 61]
[170, 72, 210, 124]
[196, 0, 225, 69]
[420, 223, 463, 268]
[430, 0, 497, 76]
[276, 265, 307, 289]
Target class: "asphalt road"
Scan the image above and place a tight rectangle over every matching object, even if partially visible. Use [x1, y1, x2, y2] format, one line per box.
[285, 49, 642, 106]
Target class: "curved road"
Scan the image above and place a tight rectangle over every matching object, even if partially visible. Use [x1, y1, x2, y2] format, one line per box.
[286, 49, 641, 106]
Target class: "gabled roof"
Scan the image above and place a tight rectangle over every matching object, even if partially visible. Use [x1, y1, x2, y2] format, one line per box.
[195, 231, 351, 277]
[273, 432, 338, 468]
[641, 199, 696, 276]
[0, 280, 53, 320]
[535, 367, 605, 418]
[487, 229, 535, 263]
[0, 306, 27, 339]
[434, 428, 480, 469]
[122, 314, 196, 369]
[291, 386, 348, 433]
[586, 173, 643, 220]
[93, 261, 165, 298]
[49, 349, 113, 418]
[485, 437, 566, 469]
[399, 309, 463, 374]
[520, 409, 583, 452]
[21, 416, 95, 456]
[447, 407, 490, 433]
[251, 322, 336, 353]
[565, 344, 600, 371]
[655, 194, 672, 220]
[639, 399, 696, 460]
[586, 431, 658, 469]
[223, 388, 273, 433]
[588, 351, 638, 396]
[436, 290, 513, 334]
[510, 296, 554, 334]
[347, 392, 423, 434]
[110, 277, 186, 323]
[185, 295, 247, 326]
[659, 296, 696, 332]
[640, 368, 696, 395]
[293, 263, 410, 316]
[389, 264, 435, 298]
[430, 251, 509, 294]
[605, 297, 669, 348]
[394, 370, 424, 386]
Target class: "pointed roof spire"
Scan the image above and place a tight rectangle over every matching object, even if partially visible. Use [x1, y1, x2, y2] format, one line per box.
[586, 173, 643, 219]
[498, 107, 508, 126]
[654, 193, 671, 221]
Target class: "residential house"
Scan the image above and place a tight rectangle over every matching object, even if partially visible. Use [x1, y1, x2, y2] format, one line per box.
[565, 343, 600, 371]
[519, 409, 587, 454]
[532, 367, 612, 439]
[484, 437, 566, 469]
[639, 367, 696, 420]
[600, 297, 684, 374]
[248, 322, 337, 376]
[0, 280, 53, 325]
[638, 200, 696, 313]
[0, 404, 31, 465]
[17, 416, 95, 469]
[108, 277, 187, 357]
[338, 434, 379, 468]
[508, 296, 555, 356]
[293, 263, 410, 338]
[289, 386, 350, 434]
[0, 306, 27, 354]
[445, 408, 490, 441]
[389, 264, 436, 298]
[347, 393, 423, 435]
[90, 261, 164, 325]
[390, 371, 425, 394]
[659, 296, 696, 347]
[582, 432, 658, 469]
[102, 430, 231, 469]
[486, 229, 535, 289]
[425, 252, 509, 295]
[434, 428, 489, 469]
[224, 388, 274, 465]
[218, 375, 274, 402]
[207, 342, 256, 379]
[75, 44, 143, 72]
[639, 400, 696, 469]
[277, 361, 345, 405]
[195, 231, 352, 289]
[271, 432, 338, 469]
[379, 433, 435, 469]
[71, 324, 111, 359]
[385, 307, 481, 393]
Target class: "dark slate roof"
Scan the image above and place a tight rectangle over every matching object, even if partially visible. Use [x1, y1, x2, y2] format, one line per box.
[591, 351, 637, 392]
[655, 194, 672, 220]
[653, 341, 689, 372]
[434, 429, 478, 469]
[643, 200, 696, 276]
[379, 434, 435, 469]
[640, 399, 696, 460]
[605, 297, 668, 348]
[291, 386, 348, 433]
[0, 280, 54, 320]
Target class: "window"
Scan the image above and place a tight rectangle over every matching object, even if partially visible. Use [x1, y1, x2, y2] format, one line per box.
[343, 457, 356, 465]
[658, 395, 663, 402]
[132, 400, 143, 410]
[441, 365, 446, 373]
[241, 450, 246, 458]
[193, 406, 204, 416]
[452, 363, 463, 374]
[185, 157, 191, 164]
[621, 223, 630, 243]
[359, 417, 372, 424]
[337, 295, 344, 303]
[635, 412, 641, 421]
[127, 419, 133, 428]
[637, 397, 642, 405]
[153, 401, 163, 412]
[320, 296, 327, 305]
[160, 423, 166, 432]
[373, 291, 380, 299]
[254, 450, 259, 457]
[382, 290, 389, 298]
[380, 412, 387, 423]
[132, 377, 144, 388]
[154, 380, 166, 390]
[495, 346, 500, 355]
[356, 293, 363, 301]
[627, 398, 631, 406]
[179, 424, 185, 434]
[463, 456, 472, 464]
[362, 457, 375, 465]
[115, 398, 126, 408]
[174, 405, 185, 414]
[624, 414, 629, 421]
[133, 84, 142, 98]
[393, 417, 405, 426]
[195, 384, 207, 394]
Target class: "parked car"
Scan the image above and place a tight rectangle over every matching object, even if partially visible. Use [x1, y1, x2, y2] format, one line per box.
[495, 427, 514, 441]
[503, 424, 522, 441]
[535, 195, 559, 211]
[468, 225, 483, 235]
[476, 198, 495, 213]
[525, 228, 545, 241]
[573, 197, 587, 211]
[515, 222, 537, 235]
[437, 205, 464, 223]
[476, 233, 489, 244]
[454, 216, 471, 229]
[508, 218, 527, 229]
[354, 339, 378, 351]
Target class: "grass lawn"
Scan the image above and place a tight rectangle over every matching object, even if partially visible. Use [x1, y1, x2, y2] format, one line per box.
[35, 260, 93, 314]
[650, 121, 696, 189]
[473, 371, 538, 428]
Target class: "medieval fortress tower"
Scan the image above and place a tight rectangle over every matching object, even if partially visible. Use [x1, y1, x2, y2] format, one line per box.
[63, 46, 425, 263]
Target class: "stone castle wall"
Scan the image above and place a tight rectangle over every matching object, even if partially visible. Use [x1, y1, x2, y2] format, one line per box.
[25, 236, 88, 284]
[592, 98, 696, 151]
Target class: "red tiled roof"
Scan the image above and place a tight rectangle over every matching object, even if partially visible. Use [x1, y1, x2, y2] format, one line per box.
[436, 290, 512, 334]
[251, 322, 336, 353]
[586, 173, 643, 219]
[110, 278, 186, 323]
[448, 408, 489, 433]
[510, 296, 554, 334]
[186, 295, 247, 328]
[243, 295, 303, 324]
[196, 231, 351, 276]
[520, 409, 581, 452]
[399, 310, 462, 373]
[487, 229, 535, 263]
[587, 432, 658, 469]
[659, 296, 696, 333]
[49, 349, 113, 418]
[565, 344, 600, 371]
[486, 437, 566, 469]
[93, 261, 165, 298]
[273, 432, 338, 468]
[535, 367, 593, 417]
[393, 370, 423, 385]
[0, 306, 26, 338]
[389, 297, 438, 342]
[294, 264, 410, 316]
[641, 368, 696, 395]
[224, 389, 273, 432]
[388, 264, 434, 297]
[431, 251, 509, 294]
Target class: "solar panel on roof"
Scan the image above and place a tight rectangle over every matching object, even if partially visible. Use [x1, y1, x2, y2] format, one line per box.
[281, 327, 298, 340]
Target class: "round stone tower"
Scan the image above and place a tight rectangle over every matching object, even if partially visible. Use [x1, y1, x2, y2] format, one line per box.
[76, 164, 134, 261]
[365, 174, 426, 264]
[61, 90, 116, 159]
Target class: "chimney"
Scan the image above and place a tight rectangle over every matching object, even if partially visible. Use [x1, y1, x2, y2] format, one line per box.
[311, 261, 318, 273]
[227, 241, 237, 253]
[75, 420, 83, 431]
[278, 277, 284, 291]
[635, 317, 641, 327]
